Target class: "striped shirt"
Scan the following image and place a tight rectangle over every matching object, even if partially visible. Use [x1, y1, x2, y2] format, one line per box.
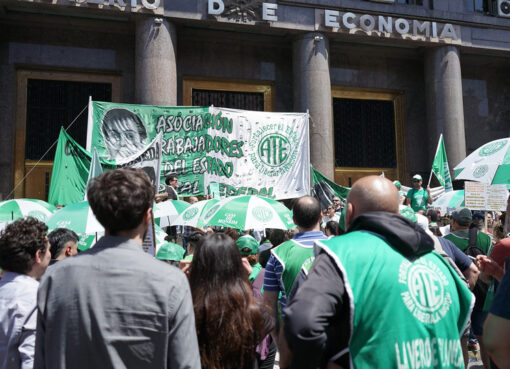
[263, 231, 328, 311]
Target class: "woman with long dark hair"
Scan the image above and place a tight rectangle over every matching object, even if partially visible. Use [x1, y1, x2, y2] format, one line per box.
[189, 233, 273, 369]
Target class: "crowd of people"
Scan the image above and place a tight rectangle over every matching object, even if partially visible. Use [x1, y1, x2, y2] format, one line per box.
[0, 168, 509, 369]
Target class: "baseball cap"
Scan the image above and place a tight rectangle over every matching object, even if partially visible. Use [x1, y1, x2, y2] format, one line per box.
[156, 242, 185, 261]
[452, 208, 472, 227]
[400, 206, 417, 223]
[412, 174, 422, 181]
[236, 235, 259, 256]
[393, 180, 402, 189]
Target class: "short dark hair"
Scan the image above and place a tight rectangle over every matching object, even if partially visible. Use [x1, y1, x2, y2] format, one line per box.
[48, 228, 79, 259]
[87, 168, 154, 233]
[0, 217, 48, 274]
[165, 172, 178, 185]
[325, 221, 342, 236]
[292, 196, 321, 229]
[426, 209, 438, 222]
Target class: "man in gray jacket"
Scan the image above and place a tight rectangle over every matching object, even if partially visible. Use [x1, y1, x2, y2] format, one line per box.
[34, 168, 200, 369]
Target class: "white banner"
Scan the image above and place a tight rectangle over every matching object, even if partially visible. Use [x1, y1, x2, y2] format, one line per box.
[208, 107, 310, 200]
[464, 182, 508, 211]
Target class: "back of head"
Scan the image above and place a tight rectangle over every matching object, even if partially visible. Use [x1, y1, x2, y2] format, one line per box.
[48, 228, 79, 259]
[187, 231, 205, 254]
[87, 168, 154, 233]
[292, 196, 321, 230]
[0, 217, 48, 274]
[190, 233, 244, 285]
[189, 233, 263, 369]
[346, 176, 399, 225]
[426, 209, 438, 222]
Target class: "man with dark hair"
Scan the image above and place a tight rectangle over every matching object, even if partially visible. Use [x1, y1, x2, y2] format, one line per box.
[263, 195, 327, 369]
[284, 176, 473, 369]
[34, 169, 200, 369]
[48, 228, 79, 265]
[0, 217, 51, 369]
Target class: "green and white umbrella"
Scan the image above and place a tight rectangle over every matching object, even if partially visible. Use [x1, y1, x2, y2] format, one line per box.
[202, 195, 295, 231]
[46, 200, 104, 235]
[454, 138, 510, 187]
[153, 200, 190, 227]
[77, 233, 104, 251]
[172, 199, 220, 228]
[431, 190, 464, 214]
[0, 199, 58, 222]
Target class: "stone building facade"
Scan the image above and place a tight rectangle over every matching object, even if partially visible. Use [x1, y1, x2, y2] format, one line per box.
[1, 0, 509, 199]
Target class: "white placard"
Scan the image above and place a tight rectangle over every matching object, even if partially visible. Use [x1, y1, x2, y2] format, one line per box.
[464, 182, 508, 211]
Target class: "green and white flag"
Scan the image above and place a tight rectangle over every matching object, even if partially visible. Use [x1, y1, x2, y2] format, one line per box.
[431, 134, 453, 192]
[311, 168, 350, 209]
[87, 102, 310, 199]
[49, 128, 163, 206]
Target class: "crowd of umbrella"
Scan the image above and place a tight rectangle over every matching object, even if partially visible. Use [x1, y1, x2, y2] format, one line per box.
[0, 195, 295, 252]
[1, 137, 508, 251]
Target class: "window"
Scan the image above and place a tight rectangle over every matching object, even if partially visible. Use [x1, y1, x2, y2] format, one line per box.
[333, 98, 396, 168]
[14, 70, 121, 199]
[396, 0, 424, 5]
[331, 88, 406, 187]
[25, 79, 112, 160]
[192, 89, 264, 111]
[183, 78, 273, 112]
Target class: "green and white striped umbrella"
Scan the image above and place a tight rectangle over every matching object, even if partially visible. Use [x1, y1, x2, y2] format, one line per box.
[431, 190, 465, 214]
[172, 199, 220, 228]
[0, 199, 58, 222]
[46, 201, 104, 235]
[153, 200, 190, 227]
[454, 138, 510, 188]
[202, 195, 295, 231]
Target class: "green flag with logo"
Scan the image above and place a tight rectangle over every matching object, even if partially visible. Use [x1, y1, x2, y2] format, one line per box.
[431, 134, 453, 192]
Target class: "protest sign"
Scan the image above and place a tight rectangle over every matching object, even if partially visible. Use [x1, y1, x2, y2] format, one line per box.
[87, 102, 311, 199]
[464, 182, 508, 211]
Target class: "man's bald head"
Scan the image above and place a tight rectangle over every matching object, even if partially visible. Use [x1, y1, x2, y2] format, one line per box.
[345, 176, 399, 228]
[292, 196, 322, 231]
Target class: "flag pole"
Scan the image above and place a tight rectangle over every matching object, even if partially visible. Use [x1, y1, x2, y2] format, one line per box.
[428, 134, 443, 187]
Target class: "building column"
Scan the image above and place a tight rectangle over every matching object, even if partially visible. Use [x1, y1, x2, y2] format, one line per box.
[135, 17, 177, 105]
[424, 46, 466, 168]
[293, 33, 334, 180]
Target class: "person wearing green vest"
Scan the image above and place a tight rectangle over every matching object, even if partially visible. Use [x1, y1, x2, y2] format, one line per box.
[284, 176, 473, 369]
[236, 235, 263, 283]
[405, 174, 433, 213]
[444, 207, 492, 369]
[263, 196, 327, 369]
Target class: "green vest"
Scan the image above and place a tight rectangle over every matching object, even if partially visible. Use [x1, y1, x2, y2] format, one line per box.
[272, 239, 314, 298]
[317, 231, 473, 369]
[444, 231, 492, 254]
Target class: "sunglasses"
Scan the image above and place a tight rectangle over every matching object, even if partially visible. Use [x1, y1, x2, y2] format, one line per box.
[333, 199, 340, 202]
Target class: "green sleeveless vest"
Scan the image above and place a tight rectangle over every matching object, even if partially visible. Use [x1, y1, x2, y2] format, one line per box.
[272, 239, 314, 298]
[317, 231, 474, 369]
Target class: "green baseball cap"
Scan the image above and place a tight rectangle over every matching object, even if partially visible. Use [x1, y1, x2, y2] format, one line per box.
[393, 180, 402, 189]
[400, 206, 417, 223]
[236, 235, 259, 256]
[156, 242, 185, 262]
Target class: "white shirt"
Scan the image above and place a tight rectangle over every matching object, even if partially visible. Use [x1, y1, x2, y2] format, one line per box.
[0, 272, 39, 369]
